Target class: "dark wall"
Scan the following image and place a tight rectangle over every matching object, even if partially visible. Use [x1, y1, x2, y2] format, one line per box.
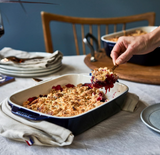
[0, 0, 159, 55]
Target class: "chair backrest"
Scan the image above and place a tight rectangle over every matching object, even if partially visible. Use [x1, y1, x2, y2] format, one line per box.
[41, 12, 155, 55]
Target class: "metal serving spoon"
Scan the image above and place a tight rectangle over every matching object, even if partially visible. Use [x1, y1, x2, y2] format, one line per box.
[112, 64, 119, 71]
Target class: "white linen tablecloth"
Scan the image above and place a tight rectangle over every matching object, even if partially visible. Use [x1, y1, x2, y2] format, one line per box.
[1, 55, 160, 155]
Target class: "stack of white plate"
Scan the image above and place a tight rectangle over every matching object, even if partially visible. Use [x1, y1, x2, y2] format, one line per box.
[0, 52, 63, 77]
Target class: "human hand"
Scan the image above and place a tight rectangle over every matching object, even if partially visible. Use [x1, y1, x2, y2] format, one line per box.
[110, 34, 153, 65]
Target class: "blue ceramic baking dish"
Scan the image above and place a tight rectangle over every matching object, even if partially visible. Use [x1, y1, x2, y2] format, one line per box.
[8, 74, 128, 136]
[101, 26, 160, 66]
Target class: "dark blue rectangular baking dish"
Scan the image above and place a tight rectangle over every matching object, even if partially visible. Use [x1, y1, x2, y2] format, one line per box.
[8, 74, 128, 136]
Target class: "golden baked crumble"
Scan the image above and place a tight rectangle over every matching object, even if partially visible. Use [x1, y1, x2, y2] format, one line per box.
[108, 30, 147, 42]
[91, 67, 118, 92]
[23, 83, 108, 117]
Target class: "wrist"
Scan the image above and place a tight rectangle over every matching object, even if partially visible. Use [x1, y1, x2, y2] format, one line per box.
[147, 26, 160, 50]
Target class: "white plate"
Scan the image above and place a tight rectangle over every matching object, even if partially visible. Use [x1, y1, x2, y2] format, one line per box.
[140, 103, 160, 133]
[0, 65, 63, 77]
[0, 62, 62, 74]
[0, 59, 61, 71]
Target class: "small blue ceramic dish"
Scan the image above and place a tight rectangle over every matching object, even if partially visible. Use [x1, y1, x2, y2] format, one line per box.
[101, 26, 160, 66]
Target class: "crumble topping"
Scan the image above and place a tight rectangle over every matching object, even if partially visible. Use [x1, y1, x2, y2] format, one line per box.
[91, 67, 115, 82]
[23, 83, 108, 117]
[91, 67, 118, 92]
[107, 30, 147, 42]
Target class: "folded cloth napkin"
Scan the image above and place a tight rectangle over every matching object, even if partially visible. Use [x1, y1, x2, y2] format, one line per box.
[0, 99, 74, 146]
[0, 47, 63, 68]
[121, 92, 139, 112]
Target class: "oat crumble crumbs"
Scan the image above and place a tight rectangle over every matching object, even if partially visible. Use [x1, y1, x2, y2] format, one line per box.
[23, 83, 108, 117]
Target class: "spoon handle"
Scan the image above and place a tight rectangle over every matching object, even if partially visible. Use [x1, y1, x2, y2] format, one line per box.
[32, 78, 43, 82]
[112, 64, 118, 71]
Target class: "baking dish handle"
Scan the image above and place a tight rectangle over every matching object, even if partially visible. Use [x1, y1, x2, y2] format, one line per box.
[11, 105, 49, 121]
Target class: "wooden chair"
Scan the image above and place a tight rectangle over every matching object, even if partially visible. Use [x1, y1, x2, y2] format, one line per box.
[41, 12, 155, 55]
